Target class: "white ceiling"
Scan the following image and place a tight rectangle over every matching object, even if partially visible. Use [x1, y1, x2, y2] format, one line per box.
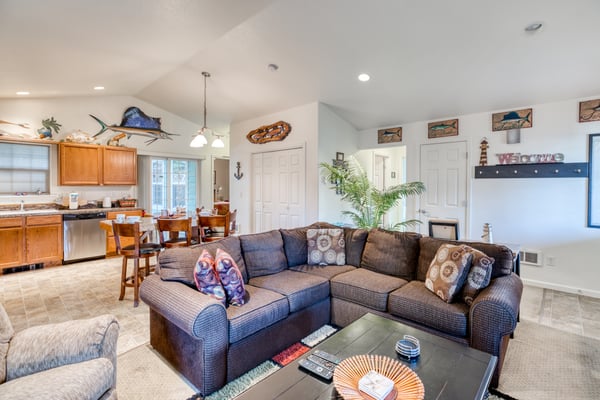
[2, 0, 600, 133]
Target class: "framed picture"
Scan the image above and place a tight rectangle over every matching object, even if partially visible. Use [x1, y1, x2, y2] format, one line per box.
[588, 133, 600, 228]
[336, 152, 345, 161]
[492, 108, 532, 131]
[428, 119, 458, 139]
[428, 219, 459, 240]
[579, 99, 600, 123]
[377, 127, 402, 144]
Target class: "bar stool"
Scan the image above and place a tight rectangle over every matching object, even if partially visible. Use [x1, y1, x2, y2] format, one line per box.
[157, 217, 194, 248]
[112, 221, 161, 307]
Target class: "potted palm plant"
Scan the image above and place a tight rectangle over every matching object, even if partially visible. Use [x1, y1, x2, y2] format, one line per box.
[320, 158, 425, 230]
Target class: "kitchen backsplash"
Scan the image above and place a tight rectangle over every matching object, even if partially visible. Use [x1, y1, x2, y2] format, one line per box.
[0, 187, 136, 208]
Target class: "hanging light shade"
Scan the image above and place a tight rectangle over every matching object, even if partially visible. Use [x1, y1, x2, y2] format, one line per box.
[190, 71, 212, 148]
[211, 135, 225, 148]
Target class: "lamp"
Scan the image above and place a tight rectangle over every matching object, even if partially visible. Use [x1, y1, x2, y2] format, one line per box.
[190, 71, 212, 148]
[212, 135, 225, 148]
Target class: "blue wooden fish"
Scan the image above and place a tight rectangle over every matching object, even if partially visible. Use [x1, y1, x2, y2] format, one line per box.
[90, 107, 178, 145]
[497, 111, 531, 129]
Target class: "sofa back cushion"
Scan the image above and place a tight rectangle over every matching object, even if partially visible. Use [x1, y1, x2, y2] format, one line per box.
[240, 230, 288, 278]
[159, 236, 248, 285]
[417, 237, 514, 281]
[344, 228, 368, 267]
[360, 229, 421, 280]
[280, 227, 309, 267]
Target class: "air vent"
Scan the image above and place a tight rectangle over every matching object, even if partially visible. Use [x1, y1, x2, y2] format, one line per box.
[519, 249, 542, 266]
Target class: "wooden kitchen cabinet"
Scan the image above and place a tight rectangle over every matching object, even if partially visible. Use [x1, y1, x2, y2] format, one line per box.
[25, 215, 63, 266]
[59, 143, 137, 186]
[0, 217, 25, 269]
[105, 210, 143, 256]
[0, 214, 62, 272]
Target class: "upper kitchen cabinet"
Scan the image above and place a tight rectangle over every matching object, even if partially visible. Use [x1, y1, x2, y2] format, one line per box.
[59, 143, 137, 186]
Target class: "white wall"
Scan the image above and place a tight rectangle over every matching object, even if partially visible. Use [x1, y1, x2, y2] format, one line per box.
[0, 96, 228, 209]
[317, 103, 359, 224]
[359, 96, 600, 297]
[229, 102, 319, 234]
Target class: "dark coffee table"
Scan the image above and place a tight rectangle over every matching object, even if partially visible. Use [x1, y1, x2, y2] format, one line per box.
[235, 313, 496, 400]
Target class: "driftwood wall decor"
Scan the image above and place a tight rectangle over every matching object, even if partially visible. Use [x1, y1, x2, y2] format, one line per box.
[246, 121, 291, 144]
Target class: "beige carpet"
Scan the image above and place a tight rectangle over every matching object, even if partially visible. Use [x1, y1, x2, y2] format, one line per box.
[117, 344, 196, 400]
[497, 320, 600, 400]
[117, 321, 600, 400]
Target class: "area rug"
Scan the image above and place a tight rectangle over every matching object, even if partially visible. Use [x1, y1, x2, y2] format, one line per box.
[189, 324, 338, 400]
[496, 320, 600, 400]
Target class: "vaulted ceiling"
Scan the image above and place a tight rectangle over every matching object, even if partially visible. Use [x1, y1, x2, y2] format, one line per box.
[2, 0, 599, 133]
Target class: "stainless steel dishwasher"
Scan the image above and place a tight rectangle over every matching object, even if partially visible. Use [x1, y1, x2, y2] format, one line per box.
[63, 211, 107, 263]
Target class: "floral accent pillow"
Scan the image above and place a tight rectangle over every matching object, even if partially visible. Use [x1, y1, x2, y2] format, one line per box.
[307, 228, 346, 266]
[461, 245, 494, 305]
[425, 244, 473, 303]
[193, 249, 226, 306]
[215, 248, 247, 306]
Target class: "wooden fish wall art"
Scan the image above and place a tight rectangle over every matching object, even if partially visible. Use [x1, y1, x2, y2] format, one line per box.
[246, 121, 291, 144]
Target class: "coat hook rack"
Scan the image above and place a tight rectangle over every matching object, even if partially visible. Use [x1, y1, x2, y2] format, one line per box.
[233, 161, 244, 180]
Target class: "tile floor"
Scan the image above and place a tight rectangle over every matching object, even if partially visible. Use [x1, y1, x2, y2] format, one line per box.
[1, 257, 599, 358]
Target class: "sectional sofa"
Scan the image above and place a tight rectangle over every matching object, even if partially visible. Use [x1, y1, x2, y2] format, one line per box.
[139, 222, 522, 395]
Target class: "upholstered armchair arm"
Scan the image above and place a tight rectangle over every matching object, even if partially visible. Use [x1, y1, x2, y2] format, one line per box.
[469, 273, 523, 355]
[6, 314, 119, 382]
[139, 275, 227, 339]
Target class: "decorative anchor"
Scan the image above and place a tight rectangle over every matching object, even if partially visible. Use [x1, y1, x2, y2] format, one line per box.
[233, 161, 244, 180]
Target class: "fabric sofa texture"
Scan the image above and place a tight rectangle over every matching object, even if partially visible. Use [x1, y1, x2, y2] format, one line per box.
[140, 222, 522, 395]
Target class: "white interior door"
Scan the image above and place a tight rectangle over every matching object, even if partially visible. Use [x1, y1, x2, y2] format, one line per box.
[419, 141, 468, 238]
[252, 148, 305, 232]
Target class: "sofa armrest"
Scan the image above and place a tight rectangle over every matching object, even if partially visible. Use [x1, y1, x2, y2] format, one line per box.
[469, 273, 523, 355]
[6, 314, 119, 382]
[139, 275, 227, 338]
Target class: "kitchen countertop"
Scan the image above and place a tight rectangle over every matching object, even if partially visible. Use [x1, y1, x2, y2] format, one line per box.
[0, 207, 143, 218]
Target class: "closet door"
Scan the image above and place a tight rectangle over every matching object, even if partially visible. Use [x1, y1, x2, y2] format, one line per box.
[252, 147, 305, 232]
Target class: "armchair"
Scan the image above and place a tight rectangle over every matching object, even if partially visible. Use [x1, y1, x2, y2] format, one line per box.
[0, 304, 119, 400]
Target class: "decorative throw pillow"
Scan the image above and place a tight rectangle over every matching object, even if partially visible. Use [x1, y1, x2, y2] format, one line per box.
[425, 244, 473, 303]
[307, 228, 346, 266]
[193, 249, 226, 306]
[461, 245, 494, 305]
[215, 248, 247, 306]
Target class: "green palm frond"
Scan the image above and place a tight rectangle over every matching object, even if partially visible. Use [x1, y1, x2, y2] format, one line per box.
[320, 159, 426, 230]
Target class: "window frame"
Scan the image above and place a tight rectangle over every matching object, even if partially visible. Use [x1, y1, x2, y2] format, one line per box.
[0, 141, 50, 195]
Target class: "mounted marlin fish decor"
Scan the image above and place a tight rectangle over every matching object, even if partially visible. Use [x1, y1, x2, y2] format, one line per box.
[492, 108, 533, 131]
[90, 106, 178, 145]
[428, 118, 459, 139]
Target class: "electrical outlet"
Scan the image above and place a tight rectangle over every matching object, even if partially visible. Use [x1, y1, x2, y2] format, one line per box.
[546, 256, 556, 267]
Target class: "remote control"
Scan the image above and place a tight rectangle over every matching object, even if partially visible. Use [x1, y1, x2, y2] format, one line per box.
[307, 354, 336, 370]
[298, 358, 334, 380]
[313, 349, 343, 365]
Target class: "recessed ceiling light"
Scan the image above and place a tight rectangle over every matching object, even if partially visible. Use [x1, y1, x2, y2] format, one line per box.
[16, 91, 30, 96]
[358, 73, 370, 82]
[93, 86, 105, 91]
[525, 22, 543, 32]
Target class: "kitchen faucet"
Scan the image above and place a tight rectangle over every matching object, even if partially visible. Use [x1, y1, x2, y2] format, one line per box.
[20, 200, 25, 211]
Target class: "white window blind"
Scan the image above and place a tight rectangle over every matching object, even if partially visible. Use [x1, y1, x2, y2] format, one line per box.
[0, 143, 49, 194]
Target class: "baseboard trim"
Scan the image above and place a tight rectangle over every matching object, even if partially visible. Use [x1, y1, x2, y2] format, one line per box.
[522, 278, 600, 299]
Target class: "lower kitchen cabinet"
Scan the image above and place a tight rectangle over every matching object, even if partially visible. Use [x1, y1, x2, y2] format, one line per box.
[25, 215, 63, 266]
[0, 215, 63, 272]
[0, 218, 25, 268]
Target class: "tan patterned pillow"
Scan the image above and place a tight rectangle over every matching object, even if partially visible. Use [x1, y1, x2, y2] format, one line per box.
[307, 228, 346, 265]
[461, 245, 494, 305]
[425, 244, 473, 303]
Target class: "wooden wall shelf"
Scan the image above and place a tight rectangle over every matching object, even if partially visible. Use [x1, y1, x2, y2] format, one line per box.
[474, 162, 588, 179]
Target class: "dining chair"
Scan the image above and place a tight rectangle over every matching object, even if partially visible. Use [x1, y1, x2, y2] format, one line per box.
[199, 213, 230, 242]
[157, 217, 194, 248]
[112, 221, 161, 307]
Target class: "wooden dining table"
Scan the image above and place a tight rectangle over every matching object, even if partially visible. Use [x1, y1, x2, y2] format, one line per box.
[99, 215, 200, 243]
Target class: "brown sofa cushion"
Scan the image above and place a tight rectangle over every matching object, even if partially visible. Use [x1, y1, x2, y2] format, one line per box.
[331, 269, 407, 311]
[159, 236, 248, 285]
[344, 228, 368, 267]
[360, 229, 421, 280]
[280, 227, 309, 267]
[417, 237, 514, 281]
[240, 230, 288, 278]
[388, 281, 469, 337]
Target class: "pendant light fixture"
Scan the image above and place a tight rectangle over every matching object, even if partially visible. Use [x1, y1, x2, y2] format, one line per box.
[190, 71, 212, 147]
[212, 135, 225, 148]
